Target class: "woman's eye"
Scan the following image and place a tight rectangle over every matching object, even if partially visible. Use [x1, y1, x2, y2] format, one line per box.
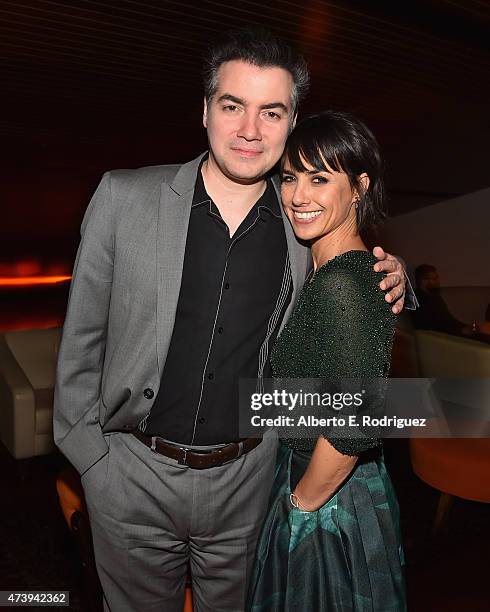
[281, 174, 295, 183]
[312, 176, 328, 184]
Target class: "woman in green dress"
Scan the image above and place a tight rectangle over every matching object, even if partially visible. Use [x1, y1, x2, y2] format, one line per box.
[247, 111, 406, 611]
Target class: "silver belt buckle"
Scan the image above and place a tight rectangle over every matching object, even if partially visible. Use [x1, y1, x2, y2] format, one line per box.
[178, 448, 189, 465]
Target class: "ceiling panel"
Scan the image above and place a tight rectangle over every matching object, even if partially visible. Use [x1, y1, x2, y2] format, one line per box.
[1, 0, 489, 215]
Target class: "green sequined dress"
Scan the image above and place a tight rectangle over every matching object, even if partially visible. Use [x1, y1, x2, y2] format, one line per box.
[247, 250, 406, 611]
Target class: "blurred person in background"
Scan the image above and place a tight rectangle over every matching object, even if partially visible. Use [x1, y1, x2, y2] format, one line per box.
[413, 264, 489, 342]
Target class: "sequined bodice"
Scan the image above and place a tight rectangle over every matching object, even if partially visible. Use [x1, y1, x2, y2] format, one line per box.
[271, 250, 396, 454]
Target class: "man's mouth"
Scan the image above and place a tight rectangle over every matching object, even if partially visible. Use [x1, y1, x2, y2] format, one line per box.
[231, 147, 263, 158]
[293, 210, 322, 222]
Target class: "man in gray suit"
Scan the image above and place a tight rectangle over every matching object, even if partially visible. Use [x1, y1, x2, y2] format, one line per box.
[54, 30, 409, 612]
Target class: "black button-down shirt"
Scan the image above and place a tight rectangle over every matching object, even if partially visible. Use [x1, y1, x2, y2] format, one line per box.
[141, 165, 292, 445]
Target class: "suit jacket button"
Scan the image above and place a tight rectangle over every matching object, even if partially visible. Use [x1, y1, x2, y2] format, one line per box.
[143, 388, 154, 399]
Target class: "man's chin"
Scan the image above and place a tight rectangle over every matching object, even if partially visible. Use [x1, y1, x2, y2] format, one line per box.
[225, 164, 271, 185]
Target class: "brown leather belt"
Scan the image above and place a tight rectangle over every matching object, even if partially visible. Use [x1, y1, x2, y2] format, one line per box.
[131, 429, 262, 469]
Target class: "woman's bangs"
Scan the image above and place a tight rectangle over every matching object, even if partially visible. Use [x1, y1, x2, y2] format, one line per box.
[284, 130, 343, 174]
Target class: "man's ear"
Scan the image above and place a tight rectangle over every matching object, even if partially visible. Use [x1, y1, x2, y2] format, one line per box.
[203, 97, 208, 129]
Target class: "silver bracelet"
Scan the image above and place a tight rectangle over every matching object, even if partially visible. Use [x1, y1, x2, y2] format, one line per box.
[290, 491, 321, 513]
[289, 492, 299, 508]
[289, 492, 307, 511]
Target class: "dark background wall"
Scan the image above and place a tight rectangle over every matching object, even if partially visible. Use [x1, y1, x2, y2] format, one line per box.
[1, 0, 489, 275]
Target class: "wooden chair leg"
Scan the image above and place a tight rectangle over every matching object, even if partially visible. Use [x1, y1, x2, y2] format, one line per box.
[184, 585, 193, 612]
[433, 492, 454, 537]
[184, 564, 193, 612]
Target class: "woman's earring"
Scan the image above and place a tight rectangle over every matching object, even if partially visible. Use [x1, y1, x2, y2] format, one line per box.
[354, 198, 360, 210]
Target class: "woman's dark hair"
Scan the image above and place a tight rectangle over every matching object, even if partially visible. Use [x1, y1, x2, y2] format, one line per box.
[202, 28, 309, 115]
[283, 111, 386, 232]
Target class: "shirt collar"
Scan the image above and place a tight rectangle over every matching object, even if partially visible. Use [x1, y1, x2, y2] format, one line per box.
[192, 156, 282, 219]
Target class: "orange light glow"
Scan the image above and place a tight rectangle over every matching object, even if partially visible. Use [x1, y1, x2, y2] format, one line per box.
[0, 276, 71, 287]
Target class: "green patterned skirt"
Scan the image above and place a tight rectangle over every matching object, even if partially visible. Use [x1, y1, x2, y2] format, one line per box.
[247, 443, 406, 611]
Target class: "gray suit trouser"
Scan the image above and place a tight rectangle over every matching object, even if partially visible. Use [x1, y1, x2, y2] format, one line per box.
[81, 429, 277, 612]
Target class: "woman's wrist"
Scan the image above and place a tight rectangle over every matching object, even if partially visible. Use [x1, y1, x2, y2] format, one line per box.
[291, 485, 330, 512]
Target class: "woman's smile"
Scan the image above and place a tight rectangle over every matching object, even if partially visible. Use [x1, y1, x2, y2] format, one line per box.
[292, 210, 323, 222]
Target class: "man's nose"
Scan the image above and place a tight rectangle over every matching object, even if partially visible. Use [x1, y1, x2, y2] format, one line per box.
[236, 112, 261, 141]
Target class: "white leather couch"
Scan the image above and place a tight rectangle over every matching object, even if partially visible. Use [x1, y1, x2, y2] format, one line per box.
[0, 327, 61, 459]
[415, 329, 490, 377]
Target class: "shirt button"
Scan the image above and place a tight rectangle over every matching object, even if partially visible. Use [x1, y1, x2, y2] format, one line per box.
[143, 388, 154, 399]
[207, 373, 214, 380]
[224, 282, 230, 290]
[198, 417, 205, 424]
[218, 326, 224, 334]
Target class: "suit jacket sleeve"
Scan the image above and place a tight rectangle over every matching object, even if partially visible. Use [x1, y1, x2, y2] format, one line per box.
[53, 172, 115, 475]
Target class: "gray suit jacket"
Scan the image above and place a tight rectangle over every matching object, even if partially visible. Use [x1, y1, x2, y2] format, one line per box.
[53, 153, 309, 475]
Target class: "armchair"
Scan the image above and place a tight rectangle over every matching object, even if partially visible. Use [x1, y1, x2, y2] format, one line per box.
[0, 327, 61, 458]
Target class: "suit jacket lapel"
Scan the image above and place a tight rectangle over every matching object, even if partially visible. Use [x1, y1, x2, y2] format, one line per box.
[156, 153, 206, 374]
[271, 175, 310, 303]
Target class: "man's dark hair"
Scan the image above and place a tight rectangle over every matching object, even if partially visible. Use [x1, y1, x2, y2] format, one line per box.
[283, 110, 386, 233]
[415, 264, 437, 286]
[202, 28, 309, 115]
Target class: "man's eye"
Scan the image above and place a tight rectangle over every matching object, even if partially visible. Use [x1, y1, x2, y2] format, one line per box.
[264, 111, 281, 120]
[223, 105, 238, 112]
